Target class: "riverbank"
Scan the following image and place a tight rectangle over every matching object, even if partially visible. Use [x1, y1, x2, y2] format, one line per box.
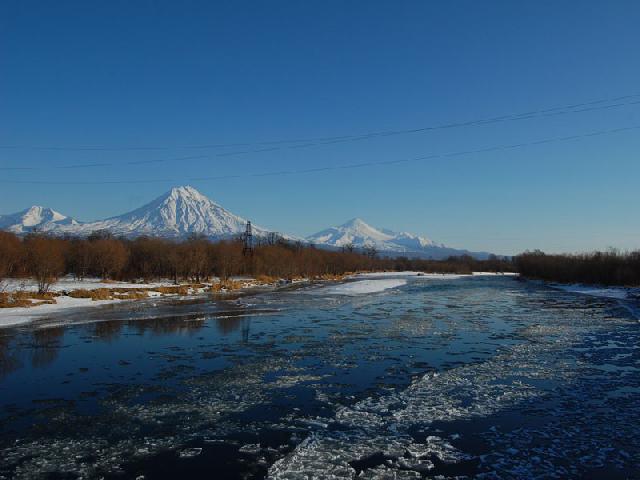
[519, 277, 640, 301]
[516, 278, 640, 320]
[0, 275, 307, 328]
[0, 271, 520, 328]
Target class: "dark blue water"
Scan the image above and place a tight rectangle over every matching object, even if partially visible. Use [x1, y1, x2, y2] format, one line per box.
[0, 275, 638, 479]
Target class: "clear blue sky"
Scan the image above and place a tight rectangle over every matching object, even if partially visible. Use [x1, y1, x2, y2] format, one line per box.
[1, 1, 639, 255]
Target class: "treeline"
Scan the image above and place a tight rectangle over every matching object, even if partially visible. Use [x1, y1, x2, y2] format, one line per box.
[383, 253, 513, 275]
[515, 249, 640, 286]
[0, 230, 514, 292]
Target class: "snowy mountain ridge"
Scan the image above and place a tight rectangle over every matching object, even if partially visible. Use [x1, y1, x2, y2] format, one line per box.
[307, 218, 444, 252]
[0, 186, 271, 240]
[0, 186, 492, 258]
[307, 218, 491, 260]
[67, 186, 271, 238]
[0, 206, 80, 234]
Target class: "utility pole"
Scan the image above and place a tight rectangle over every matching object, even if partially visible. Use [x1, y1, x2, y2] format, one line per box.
[242, 221, 254, 256]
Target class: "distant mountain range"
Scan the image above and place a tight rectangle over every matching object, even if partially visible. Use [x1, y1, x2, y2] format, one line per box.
[0, 186, 493, 259]
[0, 186, 270, 239]
[307, 218, 492, 259]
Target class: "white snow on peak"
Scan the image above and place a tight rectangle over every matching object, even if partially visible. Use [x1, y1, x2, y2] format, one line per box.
[0, 186, 297, 241]
[307, 218, 492, 259]
[1, 189, 492, 258]
[0, 205, 79, 233]
[307, 218, 439, 252]
[63, 185, 270, 239]
[0, 186, 282, 240]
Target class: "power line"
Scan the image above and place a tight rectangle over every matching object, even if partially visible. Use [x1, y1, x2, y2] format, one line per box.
[0, 124, 637, 185]
[0, 155, 207, 171]
[0, 92, 638, 157]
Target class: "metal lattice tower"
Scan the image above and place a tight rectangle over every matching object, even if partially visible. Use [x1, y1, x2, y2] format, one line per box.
[242, 221, 253, 256]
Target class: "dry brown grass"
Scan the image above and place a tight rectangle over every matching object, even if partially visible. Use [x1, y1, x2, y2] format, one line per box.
[156, 285, 190, 295]
[117, 291, 148, 300]
[15, 291, 58, 301]
[255, 275, 278, 284]
[315, 273, 348, 281]
[0, 281, 208, 309]
[211, 279, 244, 292]
[0, 291, 57, 308]
[67, 289, 93, 299]
[68, 288, 113, 301]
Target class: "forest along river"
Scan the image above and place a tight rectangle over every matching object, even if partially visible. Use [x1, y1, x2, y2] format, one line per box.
[0, 274, 639, 479]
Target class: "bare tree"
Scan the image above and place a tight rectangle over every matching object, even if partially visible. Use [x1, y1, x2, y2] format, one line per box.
[24, 235, 65, 293]
[89, 238, 128, 279]
[342, 243, 355, 254]
[362, 244, 378, 260]
[0, 231, 22, 281]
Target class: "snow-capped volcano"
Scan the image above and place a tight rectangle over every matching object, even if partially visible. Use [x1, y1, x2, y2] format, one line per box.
[307, 218, 442, 251]
[0, 206, 80, 234]
[308, 218, 491, 259]
[69, 186, 269, 238]
[1, 186, 272, 240]
[1, 190, 492, 258]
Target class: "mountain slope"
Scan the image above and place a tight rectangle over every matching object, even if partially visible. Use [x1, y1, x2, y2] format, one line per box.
[64, 186, 269, 238]
[1, 191, 493, 258]
[0, 206, 80, 234]
[307, 218, 439, 251]
[0, 186, 273, 240]
[307, 218, 491, 259]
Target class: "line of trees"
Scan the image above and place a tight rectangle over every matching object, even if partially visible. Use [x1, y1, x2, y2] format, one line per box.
[0, 230, 514, 293]
[515, 249, 640, 286]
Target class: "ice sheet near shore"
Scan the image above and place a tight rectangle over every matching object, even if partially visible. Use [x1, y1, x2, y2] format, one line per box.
[324, 278, 408, 296]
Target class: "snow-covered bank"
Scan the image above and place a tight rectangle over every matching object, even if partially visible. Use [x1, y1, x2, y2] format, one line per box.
[0, 296, 118, 328]
[0, 276, 175, 293]
[0, 276, 263, 328]
[0, 277, 191, 328]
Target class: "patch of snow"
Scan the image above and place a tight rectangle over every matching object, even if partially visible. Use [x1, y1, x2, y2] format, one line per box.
[323, 278, 407, 295]
[0, 276, 176, 293]
[352, 271, 467, 279]
[0, 296, 116, 328]
[472, 271, 519, 276]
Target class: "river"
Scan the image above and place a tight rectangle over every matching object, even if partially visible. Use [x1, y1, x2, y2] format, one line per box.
[0, 274, 638, 478]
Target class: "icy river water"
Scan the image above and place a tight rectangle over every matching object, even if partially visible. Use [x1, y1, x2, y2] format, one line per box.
[1, 274, 639, 479]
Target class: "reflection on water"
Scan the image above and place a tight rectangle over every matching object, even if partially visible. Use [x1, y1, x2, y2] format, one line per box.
[0, 306, 255, 381]
[0, 276, 638, 479]
[30, 327, 65, 368]
[0, 335, 21, 378]
[93, 320, 123, 342]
